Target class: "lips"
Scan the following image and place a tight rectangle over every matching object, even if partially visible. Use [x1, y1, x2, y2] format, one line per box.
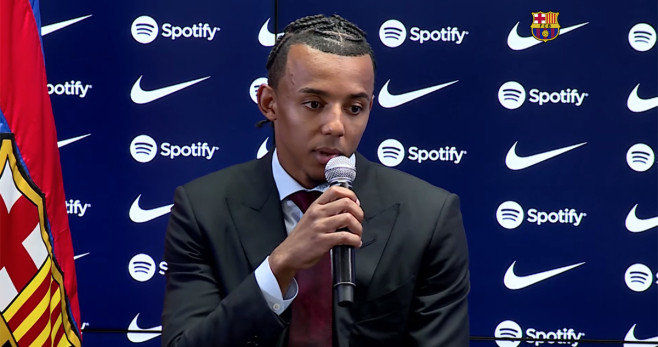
[314, 148, 341, 165]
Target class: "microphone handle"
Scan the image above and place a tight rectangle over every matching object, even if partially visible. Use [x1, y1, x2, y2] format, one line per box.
[330, 180, 356, 306]
[333, 244, 355, 306]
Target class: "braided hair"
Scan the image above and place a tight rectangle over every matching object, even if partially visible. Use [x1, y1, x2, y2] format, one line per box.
[257, 14, 375, 128]
[266, 14, 376, 90]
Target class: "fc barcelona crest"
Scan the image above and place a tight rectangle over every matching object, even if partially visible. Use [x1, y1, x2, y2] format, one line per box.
[0, 134, 81, 347]
[531, 12, 560, 42]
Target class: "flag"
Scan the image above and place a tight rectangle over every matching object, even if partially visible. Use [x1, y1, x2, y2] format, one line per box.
[0, 0, 82, 346]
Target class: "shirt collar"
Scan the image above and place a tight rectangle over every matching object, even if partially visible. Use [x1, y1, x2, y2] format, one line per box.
[271, 148, 356, 201]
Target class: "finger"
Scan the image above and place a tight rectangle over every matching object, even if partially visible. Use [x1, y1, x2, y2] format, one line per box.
[320, 214, 363, 237]
[315, 186, 358, 204]
[323, 230, 362, 248]
[314, 197, 364, 222]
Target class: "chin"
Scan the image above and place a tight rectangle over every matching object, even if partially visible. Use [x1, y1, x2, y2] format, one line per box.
[309, 170, 327, 184]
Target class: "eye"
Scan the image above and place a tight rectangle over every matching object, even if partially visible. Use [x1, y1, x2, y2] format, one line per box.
[303, 101, 322, 110]
[348, 104, 363, 115]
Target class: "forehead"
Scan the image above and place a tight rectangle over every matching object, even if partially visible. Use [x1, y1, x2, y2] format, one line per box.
[281, 44, 375, 95]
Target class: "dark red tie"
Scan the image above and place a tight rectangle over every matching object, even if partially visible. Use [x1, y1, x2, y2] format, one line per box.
[287, 190, 333, 347]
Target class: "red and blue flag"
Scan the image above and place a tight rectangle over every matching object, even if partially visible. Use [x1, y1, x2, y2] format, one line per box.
[0, 0, 82, 345]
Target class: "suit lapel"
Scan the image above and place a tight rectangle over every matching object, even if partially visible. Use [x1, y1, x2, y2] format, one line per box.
[353, 153, 400, 299]
[335, 154, 400, 346]
[227, 152, 288, 269]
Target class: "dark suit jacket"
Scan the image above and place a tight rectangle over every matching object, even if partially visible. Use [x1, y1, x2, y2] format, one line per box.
[162, 152, 470, 347]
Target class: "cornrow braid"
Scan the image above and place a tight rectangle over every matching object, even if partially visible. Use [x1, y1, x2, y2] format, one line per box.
[265, 14, 376, 91]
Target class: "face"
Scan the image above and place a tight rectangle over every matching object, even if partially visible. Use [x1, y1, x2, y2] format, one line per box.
[258, 44, 375, 188]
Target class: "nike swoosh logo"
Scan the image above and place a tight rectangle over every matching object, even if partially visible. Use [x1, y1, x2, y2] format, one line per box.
[73, 252, 90, 260]
[130, 75, 210, 104]
[624, 324, 658, 347]
[42, 15, 92, 36]
[504, 261, 585, 290]
[129, 195, 173, 223]
[627, 84, 658, 113]
[57, 134, 91, 148]
[378, 80, 458, 108]
[258, 18, 283, 46]
[257, 137, 269, 159]
[507, 22, 589, 50]
[506, 141, 587, 170]
[626, 204, 658, 232]
[127, 313, 162, 343]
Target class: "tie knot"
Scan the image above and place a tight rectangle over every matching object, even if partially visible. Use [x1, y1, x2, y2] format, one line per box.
[287, 190, 322, 213]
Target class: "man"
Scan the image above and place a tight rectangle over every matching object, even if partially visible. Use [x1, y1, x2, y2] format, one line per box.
[162, 14, 469, 347]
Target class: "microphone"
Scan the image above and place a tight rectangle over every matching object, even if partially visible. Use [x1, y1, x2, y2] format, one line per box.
[325, 155, 357, 307]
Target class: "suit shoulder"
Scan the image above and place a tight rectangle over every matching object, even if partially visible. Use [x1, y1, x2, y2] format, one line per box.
[178, 157, 264, 197]
[365, 159, 455, 200]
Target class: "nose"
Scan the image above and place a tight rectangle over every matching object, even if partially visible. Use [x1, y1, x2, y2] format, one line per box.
[320, 105, 345, 137]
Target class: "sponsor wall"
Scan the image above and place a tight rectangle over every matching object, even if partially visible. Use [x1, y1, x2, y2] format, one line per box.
[40, 0, 656, 345]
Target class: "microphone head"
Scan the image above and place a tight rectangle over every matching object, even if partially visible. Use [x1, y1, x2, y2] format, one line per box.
[325, 155, 356, 184]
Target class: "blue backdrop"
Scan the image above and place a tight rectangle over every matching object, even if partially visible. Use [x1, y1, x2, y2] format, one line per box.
[41, 0, 657, 345]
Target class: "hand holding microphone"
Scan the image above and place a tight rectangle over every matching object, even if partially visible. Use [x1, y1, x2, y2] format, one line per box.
[268, 157, 362, 298]
[325, 155, 358, 306]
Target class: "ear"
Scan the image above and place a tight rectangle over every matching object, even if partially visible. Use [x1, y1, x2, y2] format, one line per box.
[257, 83, 277, 122]
[369, 94, 374, 111]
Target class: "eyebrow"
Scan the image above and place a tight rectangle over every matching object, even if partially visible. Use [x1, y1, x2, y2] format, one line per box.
[298, 87, 370, 100]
